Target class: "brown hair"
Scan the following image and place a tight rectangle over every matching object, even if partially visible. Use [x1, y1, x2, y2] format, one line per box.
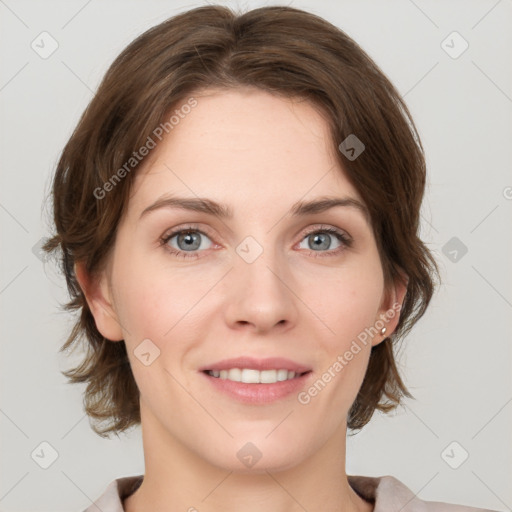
[43, 4, 439, 437]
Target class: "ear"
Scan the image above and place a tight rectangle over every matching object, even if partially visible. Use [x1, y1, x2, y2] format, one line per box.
[371, 270, 408, 348]
[74, 261, 124, 342]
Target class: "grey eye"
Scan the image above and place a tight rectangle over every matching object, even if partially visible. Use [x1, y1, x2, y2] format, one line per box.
[168, 231, 213, 252]
[299, 231, 343, 251]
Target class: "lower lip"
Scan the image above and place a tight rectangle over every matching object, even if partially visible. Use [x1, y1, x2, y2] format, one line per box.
[200, 371, 312, 404]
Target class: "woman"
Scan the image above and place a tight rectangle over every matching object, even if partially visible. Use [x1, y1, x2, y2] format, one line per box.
[43, 5, 497, 511]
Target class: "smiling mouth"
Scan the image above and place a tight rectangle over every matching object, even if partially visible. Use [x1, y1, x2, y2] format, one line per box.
[203, 368, 311, 384]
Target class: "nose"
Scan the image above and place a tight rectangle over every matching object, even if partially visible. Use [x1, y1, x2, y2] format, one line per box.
[223, 247, 299, 334]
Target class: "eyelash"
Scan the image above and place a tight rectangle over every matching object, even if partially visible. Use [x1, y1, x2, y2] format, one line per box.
[159, 224, 353, 260]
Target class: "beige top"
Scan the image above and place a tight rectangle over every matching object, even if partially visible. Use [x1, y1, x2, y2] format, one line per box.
[82, 474, 498, 512]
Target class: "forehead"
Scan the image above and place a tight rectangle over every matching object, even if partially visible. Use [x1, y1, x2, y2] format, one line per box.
[129, 87, 362, 215]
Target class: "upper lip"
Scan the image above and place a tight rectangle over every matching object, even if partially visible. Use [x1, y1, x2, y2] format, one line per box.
[199, 357, 312, 374]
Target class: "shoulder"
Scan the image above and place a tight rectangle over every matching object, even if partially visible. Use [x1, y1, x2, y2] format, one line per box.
[84, 473, 499, 512]
[348, 474, 499, 512]
[82, 475, 143, 512]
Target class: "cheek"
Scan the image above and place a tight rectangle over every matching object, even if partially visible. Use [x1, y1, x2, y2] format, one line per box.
[296, 255, 383, 406]
[111, 248, 221, 358]
[300, 275, 380, 422]
[301, 258, 384, 344]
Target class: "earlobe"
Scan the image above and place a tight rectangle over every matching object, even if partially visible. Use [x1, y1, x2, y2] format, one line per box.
[74, 261, 124, 342]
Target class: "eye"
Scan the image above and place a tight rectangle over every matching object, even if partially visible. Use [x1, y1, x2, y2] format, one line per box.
[160, 224, 352, 260]
[160, 227, 214, 259]
[297, 226, 352, 256]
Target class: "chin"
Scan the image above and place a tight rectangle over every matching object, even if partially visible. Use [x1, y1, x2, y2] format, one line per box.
[199, 436, 310, 474]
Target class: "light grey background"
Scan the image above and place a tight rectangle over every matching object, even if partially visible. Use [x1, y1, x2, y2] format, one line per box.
[1, 1, 511, 511]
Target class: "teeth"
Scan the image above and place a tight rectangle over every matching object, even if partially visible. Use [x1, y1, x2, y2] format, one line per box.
[208, 368, 299, 383]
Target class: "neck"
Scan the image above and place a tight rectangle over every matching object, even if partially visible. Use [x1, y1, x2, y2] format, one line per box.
[123, 402, 373, 512]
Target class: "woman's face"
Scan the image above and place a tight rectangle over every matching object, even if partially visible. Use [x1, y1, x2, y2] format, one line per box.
[87, 87, 404, 472]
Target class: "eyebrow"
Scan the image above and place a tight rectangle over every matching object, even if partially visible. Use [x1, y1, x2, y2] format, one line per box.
[139, 194, 369, 223]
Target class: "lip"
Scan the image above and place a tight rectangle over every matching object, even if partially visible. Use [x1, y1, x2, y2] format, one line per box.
[198, 356, 312, 373]
[200, 370, 313, 404]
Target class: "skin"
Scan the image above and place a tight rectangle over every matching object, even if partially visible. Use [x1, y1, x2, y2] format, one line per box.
[76, 87, 407, 512]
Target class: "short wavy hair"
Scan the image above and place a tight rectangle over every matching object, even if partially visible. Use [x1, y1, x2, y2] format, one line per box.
[43, 4, 439, 438]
